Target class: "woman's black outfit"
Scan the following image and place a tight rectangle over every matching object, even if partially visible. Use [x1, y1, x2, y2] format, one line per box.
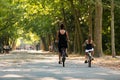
[58, 31, 68, 53]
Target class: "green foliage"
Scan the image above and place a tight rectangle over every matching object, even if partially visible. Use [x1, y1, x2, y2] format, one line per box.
[0, 0, 120, 55]
[102, 0, 120, 55]
[114, 4, 120, 55]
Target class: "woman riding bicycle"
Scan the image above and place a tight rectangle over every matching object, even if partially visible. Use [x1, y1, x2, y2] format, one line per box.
[56, 24, 69, 64]
[82, 35, 95, 63]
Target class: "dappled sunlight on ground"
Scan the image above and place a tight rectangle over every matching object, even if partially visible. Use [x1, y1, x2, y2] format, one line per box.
[0, 50, 120, 80]
[2, 74, 24, 78]
[93, 56, 120, 70]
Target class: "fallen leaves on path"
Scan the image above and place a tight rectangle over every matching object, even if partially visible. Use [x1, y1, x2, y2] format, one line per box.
[93, 56, 120, 70]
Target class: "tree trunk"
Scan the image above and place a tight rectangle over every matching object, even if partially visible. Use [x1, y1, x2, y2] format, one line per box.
[94, 0, 103, 57]
[69, 0, 83, 53]
[74, 26, 78, 53]
[88, 5, 93, 37]
[61, 1, 67, 28]
[11, 39, 16, 50]
[40, 36, 48, 51]
[111, 0, 116, 57]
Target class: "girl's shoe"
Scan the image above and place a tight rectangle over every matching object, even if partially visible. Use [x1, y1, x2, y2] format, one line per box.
[58, 61, 62, 64]
[84, 60, 88, 63]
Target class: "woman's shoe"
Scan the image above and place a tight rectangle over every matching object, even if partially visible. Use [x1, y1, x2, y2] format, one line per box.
[58, 61, 62, 64]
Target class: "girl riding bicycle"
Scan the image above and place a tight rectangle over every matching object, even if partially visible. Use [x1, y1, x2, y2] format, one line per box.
[82, 35, 96, 63]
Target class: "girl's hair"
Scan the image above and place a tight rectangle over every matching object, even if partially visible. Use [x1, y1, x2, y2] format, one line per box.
[88, 35, 92, 44]
[60, 24, 64, 29]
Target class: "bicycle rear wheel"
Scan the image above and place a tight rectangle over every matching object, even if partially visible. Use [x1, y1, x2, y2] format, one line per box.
[61, 48, 66, 67]
[62, 57, 66, 67]
[88, 58, 91, 67]
[88, 52, 92, 67]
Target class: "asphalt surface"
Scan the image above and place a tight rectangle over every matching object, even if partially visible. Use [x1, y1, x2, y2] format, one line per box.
[0, 50, 120, 80]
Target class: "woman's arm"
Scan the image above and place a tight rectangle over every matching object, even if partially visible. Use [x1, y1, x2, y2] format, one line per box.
[66, 31, 70, 41]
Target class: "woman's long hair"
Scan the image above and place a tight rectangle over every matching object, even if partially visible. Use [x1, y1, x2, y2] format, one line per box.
[60, 24, 64, 29]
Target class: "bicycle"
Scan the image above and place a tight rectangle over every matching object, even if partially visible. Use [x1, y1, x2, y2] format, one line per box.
[87, 51, 92, 67]
[61, 48, 66, 67]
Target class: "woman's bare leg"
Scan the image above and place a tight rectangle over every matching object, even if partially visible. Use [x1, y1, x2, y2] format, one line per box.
[59, 52, 62, 64]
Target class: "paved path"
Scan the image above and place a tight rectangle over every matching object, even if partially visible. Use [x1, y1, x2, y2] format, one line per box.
[0, 50, 120, 80]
